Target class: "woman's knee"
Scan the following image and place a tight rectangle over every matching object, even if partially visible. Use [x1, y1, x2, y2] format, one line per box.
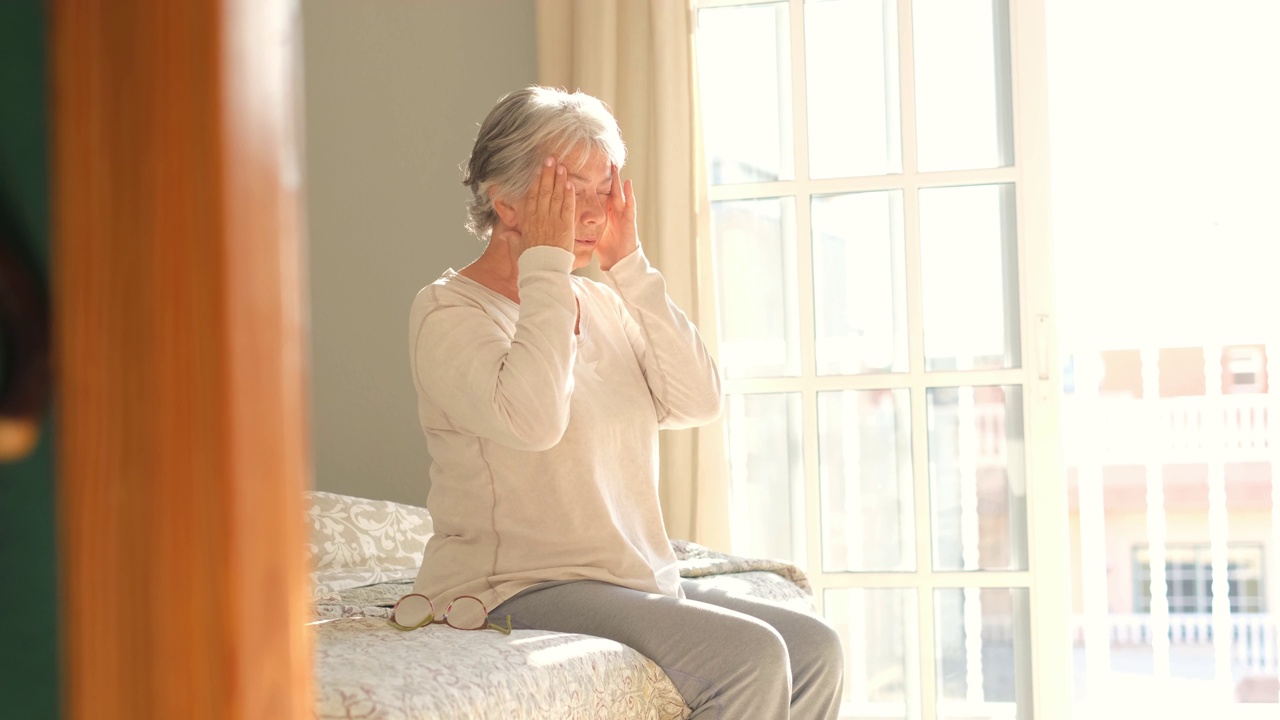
[785, 614, 844, 720]
[672, 615, 792, 718]
[787, 613, 845, 679]
[738, 617, 792, 675]
[817, 616, 844, 665]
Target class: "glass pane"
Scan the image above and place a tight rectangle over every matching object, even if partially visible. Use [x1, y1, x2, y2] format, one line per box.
[819, 389, 914, 572]
[812, 191, 909, 375]
[912, 0, 1014, 171]
[928, 385, 1028, 571]
[919, 184, 1020, 371]
[712, 197, 801, 378]
[826, 588, 920, 719]
[727, 393, 805, 565]
[804, 0, 902, 178]
[697, 3, 795, 184]
[935, 587, 1031, 720]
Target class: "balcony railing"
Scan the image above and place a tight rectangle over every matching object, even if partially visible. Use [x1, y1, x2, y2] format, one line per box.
[1061, 394, 1273, 465]
[1071, 613, 1279, 675]
[963, 394, 1274, 467]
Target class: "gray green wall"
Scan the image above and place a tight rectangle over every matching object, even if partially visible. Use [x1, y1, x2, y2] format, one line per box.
[0, 2, 58, 718]
[303, 0, 538, 506]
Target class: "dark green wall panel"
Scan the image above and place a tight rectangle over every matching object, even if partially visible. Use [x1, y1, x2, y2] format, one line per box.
[0, 1, 59, 719]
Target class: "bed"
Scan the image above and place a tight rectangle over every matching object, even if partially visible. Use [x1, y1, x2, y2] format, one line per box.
[306, 491, 814, 720]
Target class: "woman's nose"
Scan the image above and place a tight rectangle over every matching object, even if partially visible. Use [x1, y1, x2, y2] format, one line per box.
[580, 193, 605, 225]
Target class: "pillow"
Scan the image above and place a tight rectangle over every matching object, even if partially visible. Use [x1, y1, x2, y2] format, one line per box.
[304, 491, 433, 595]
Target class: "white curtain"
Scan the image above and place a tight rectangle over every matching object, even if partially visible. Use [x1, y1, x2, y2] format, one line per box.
[536, 0, 730, 550]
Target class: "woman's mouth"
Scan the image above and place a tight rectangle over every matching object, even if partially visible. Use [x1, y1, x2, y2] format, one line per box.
[575, 237, 597, 247]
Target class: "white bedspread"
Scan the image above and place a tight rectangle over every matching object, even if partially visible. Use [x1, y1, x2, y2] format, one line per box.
[305, 491, 812, 720]
[313, 617, 689, 720]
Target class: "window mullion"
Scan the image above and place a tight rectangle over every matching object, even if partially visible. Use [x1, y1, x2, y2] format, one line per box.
[696, 0, 778, 10]
[704, 167, 1021, 204]
[707, 180, 800, 202]
[802, 385, 822, 602]
[910, 369, 939, 720]
[896, 1, 940, 717]
[787, 0, 825, 600]
[821, 571, 1034, 589]
[787, 0, 810, 184]
[898, 0, 920, 177]
[898, 0, 924, 381]
[724, 368, 1035, 397]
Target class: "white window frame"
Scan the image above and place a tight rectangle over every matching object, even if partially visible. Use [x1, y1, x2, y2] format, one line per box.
[693, 0, 1070, 718]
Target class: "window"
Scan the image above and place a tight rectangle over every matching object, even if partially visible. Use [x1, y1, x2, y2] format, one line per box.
[695, 0, 1066, 717]
[1224, 347, 1264, 394]
[1133, 544, 1267, 614]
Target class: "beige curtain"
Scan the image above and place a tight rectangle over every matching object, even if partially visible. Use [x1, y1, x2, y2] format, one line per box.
[537, 0, 730, 550]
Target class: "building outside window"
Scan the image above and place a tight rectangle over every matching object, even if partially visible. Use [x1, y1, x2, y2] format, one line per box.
[1133, 544, 1267, 615]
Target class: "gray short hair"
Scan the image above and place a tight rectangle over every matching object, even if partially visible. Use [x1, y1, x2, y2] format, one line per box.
[461, 86, 627, 239]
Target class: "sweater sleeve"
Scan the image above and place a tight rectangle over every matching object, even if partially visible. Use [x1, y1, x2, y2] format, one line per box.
[412, 247, 578, 451]
[601, 244, 722, 429]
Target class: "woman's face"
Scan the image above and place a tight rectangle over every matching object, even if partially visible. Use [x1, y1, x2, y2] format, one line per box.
[504, 147, 614, 270]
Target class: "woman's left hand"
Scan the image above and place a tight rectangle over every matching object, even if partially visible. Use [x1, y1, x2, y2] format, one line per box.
[597, 163, 637, 272]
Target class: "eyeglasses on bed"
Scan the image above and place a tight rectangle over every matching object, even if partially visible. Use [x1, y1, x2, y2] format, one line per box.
[388, 593, 512, 635]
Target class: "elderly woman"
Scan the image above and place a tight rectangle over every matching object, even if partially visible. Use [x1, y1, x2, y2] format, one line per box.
[404, 86, 843, 719]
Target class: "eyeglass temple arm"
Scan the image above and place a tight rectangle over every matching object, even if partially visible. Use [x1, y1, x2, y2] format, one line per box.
[488, 615, 513, 635]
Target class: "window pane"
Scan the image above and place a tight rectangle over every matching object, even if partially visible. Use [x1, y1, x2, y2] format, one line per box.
[819, 389, 915, 572]
[919, 183, 1021, 371]
[712, 197, 801, 378]
[928, 385, 1028, 571]
[1130, 544, 1267, 614]
[826, 588, 920, 719]
[912, 0, 1014, 171]
[804, 0, 902, 178]
[935, 587, 1030, 719]
[811, 190, 909, 375]
[697, 3, 795, 184]
[727, 393, 805, 566]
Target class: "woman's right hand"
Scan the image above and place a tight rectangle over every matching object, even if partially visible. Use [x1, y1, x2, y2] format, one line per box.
[504, 157, 576, 264]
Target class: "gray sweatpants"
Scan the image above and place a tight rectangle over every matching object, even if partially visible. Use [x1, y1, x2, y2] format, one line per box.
[493, 579, 844, 719]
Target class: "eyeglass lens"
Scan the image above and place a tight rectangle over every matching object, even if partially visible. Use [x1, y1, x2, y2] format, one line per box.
[392, 593, 434, 628]
[443, 596, 488, 630]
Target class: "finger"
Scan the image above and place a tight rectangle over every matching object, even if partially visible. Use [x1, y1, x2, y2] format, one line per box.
[538, 157, 559, 218]
[610, 163, 624, 214]
[623, 179, 636, 218]
[561, 181, 576, 247]
[548, 162, 566, 222]
[529, 154, 555, 215]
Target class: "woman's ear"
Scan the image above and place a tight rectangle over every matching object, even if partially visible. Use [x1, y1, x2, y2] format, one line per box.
[489, 186, 520, 228]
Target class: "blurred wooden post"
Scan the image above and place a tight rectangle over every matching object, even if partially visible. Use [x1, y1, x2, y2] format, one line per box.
[1269, 339, 1280, 694]
[1140, 346, 1171, 678]
[1202, 346, 1234, 695]
[52, 1, 313, 719]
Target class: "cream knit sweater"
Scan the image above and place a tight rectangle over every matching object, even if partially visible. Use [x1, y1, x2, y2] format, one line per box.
[408, 245, 721, 612]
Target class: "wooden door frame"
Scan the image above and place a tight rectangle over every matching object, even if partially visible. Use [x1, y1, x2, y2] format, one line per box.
[52, 2, 312, 718]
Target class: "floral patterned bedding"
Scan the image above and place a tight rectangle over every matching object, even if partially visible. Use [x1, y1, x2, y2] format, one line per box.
[306, 491, 811, 720]
[312, 618, 691, 720]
